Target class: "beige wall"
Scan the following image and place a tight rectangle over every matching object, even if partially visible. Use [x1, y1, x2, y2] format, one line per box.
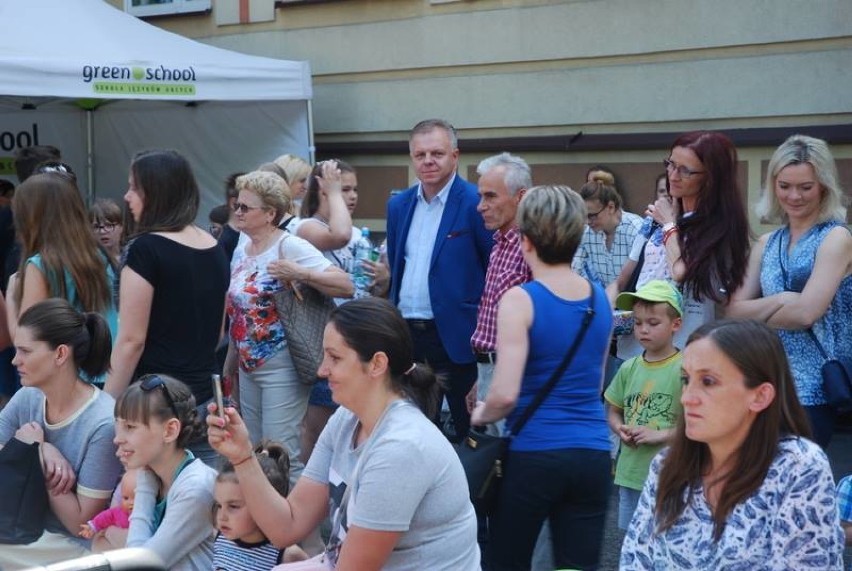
[116, 0, 852, 229]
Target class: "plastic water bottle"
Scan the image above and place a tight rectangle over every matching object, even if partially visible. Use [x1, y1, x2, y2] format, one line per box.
[352, 227, 374, 290]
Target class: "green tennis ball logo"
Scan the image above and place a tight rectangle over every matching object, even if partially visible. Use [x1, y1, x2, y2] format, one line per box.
[132, 67, 144, 81]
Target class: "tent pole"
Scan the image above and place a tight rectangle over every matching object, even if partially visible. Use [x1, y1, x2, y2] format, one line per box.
[86, 109, 94, 205]
[307, 100, 316, 165]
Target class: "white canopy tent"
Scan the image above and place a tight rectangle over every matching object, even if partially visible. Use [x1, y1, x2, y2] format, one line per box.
[0, 0, 313, 218]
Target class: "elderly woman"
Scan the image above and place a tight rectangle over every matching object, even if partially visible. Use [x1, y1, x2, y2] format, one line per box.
[224, 168, 352, 482]
[471, 185, 613, 570]
[209, 297, 479, 570]
[621, 320, 843, 569]
[728, 135, 852, 448]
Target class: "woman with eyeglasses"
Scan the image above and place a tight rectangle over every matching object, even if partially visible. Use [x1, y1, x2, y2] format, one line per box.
[0, 299, 122, 569]
[105, 149, 229, 467]
[225, 169, 352, 485]
[573, 170, 644, 287]
[113, 374, 216, 571]
[607, 131, 751, 359]
[89, 198, 125, 265]
[727, 135, 851, 448]
[6, 173, 118, 387]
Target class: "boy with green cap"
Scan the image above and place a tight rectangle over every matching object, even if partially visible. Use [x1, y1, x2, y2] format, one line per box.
[605, 279, 684, 530]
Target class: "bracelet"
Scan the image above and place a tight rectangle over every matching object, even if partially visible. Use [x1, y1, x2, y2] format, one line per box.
[662, 226, 678, 246]
[232, 453, 254, 468]
[661, 222, 676, 233]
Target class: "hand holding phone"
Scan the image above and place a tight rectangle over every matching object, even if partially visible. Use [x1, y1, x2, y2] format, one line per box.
[212, 374, 225, 418]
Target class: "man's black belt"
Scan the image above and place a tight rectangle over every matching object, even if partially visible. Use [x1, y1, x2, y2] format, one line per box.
[475, 352, 497, 364]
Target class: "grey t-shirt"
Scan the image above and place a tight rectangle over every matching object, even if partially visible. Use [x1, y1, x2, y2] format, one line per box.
[0, 386, 122, 539]
[303, 400, 480, 571]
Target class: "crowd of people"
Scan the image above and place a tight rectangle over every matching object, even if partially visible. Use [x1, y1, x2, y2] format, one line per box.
[0, 121, 848, 571]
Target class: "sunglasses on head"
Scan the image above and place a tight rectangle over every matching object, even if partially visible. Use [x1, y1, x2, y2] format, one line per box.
[35, 161, 77, 180]
[139, 374, 179, 419]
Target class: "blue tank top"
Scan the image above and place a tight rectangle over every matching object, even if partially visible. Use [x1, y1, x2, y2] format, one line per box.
[506, 280, 612, 452]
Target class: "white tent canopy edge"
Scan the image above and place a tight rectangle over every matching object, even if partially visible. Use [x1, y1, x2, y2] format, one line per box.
[0, 0, 313, 221]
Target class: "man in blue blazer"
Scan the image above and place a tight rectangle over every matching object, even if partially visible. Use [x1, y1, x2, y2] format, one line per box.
[386, 119, 494, 441]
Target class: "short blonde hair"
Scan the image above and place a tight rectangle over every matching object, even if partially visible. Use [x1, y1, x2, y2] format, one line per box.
[235, 171, 291, 226]
[517, 185, 586, 264]
[755, 134, 847, 224]
[273, 154, 311, 187]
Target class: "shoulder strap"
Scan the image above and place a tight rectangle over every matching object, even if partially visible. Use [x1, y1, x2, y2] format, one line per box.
[508, 281, 597, 437]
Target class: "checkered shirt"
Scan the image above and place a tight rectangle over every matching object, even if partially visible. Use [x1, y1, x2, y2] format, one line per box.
[471, 226, 532, 353]
[573, 211, 643, 285]
[838, 474, 852, 522]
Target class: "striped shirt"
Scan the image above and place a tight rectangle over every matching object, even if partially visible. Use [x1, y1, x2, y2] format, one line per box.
[213, 534, 283, 571]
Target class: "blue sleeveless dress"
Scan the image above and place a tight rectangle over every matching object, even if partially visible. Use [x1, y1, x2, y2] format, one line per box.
[759, 222, 852, 405]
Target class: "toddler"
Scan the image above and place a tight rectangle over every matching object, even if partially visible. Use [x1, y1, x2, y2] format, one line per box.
[213, 441, 307, 570]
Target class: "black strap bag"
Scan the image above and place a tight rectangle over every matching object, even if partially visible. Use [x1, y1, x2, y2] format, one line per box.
[0, 438, 49, 544]
[456, 283, 596, 515]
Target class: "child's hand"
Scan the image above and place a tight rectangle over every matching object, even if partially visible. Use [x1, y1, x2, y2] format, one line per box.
[616, 424, 636, 447]
[79, 523, 95, 539]
[630, 426, 668, 445]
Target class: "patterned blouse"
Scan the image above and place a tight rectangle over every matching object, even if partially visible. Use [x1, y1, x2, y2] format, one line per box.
[759, 222, 852, 405]
[620, 437, 844, 570]
[227, 233, 330, 372]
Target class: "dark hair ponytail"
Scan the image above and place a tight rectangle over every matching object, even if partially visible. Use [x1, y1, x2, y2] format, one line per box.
[18, 298, 112, 378]
[328, 298, 441, 417]
[218, 440, 292, 496]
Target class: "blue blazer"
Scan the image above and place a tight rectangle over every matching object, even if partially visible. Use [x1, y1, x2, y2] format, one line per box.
[386, 175, 494, 364]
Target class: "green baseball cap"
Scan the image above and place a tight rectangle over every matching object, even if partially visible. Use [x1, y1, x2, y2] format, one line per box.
[615, 280, 684, 317]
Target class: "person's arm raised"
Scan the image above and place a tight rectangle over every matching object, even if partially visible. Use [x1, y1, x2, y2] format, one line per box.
[207, 406, 329, 548]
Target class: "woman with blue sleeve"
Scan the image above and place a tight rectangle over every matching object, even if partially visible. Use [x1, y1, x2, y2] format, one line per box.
[0, 299, 121, 569]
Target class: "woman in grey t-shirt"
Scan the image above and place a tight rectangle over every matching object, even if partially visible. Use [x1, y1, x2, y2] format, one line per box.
[208, 297, 480, 571]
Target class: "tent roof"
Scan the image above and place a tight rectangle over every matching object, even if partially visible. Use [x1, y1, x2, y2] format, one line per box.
[0, 0, 311, 101]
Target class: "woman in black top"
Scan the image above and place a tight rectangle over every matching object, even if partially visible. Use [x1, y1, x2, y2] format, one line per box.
[106, 149, 229, 466]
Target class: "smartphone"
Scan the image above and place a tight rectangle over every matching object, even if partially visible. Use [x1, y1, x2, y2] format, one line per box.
[211, 374, 225, 418]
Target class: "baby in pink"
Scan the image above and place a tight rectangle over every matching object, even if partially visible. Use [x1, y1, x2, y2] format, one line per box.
[79, 470, 136, 539]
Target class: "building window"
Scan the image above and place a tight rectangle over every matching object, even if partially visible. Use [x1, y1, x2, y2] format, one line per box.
[124, 0, 212, 18]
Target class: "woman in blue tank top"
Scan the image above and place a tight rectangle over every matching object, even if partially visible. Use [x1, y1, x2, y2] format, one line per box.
[471, 184, 613, 571]
[728, 135, 852, 448]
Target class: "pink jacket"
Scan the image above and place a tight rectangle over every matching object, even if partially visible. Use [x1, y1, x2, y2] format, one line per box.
[88, 506, 131, 532]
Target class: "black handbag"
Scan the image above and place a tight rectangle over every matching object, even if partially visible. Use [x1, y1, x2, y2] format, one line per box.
[0, 438, 49, 544]
[807, 330, 852, 411]
[457, 283, 597, 514]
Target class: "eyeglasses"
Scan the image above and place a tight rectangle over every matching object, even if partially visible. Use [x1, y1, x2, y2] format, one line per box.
[232, 202, 264, 214]
[663, 159, 704, 180]
[92, 223, 118, 234]
[139, 375, 179, 419]
[587, 204, 607, 222]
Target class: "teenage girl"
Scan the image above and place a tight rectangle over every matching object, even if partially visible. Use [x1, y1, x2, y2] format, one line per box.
[113, 374, 217, 571]
[213, 441, 308, 570]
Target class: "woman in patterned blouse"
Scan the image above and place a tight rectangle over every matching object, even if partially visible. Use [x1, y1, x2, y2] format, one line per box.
[620, 319, 844, 569]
